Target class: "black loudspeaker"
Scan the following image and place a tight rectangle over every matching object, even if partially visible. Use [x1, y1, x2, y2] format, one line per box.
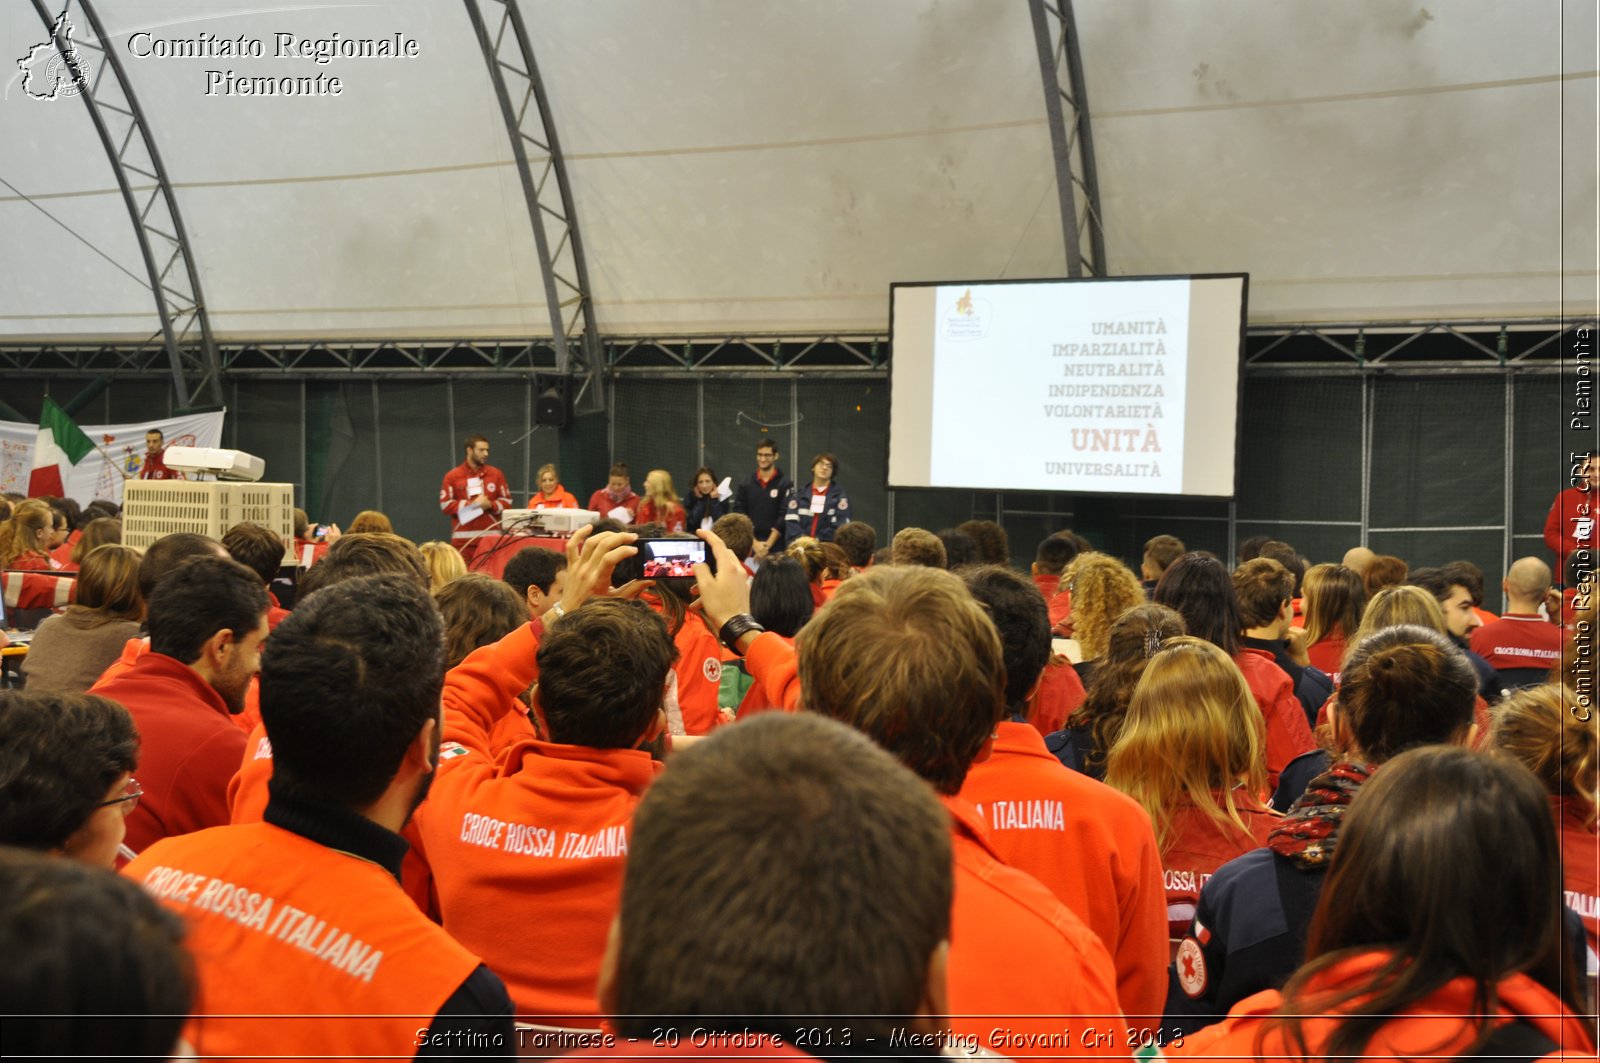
[534, 378, 570, 427]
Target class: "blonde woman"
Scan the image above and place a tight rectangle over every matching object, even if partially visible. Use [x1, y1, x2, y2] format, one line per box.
[1058, 552, 1146, 680]
[527, 463, 579, 509]
[635, 469, 685, 533]
[1489, 683, 1599, 956]
[418, 540, 468, 593]
[0, 499, 57, 570]
[1104, 636, 1274, 941]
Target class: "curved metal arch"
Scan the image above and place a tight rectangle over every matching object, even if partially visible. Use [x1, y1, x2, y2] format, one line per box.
[1027, 0, 1107, 278]
[29, 0, 222, 408]
[462, 0, 604, 412]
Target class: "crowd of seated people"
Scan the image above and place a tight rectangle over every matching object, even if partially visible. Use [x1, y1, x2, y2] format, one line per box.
[0, 470, 1595, 1062]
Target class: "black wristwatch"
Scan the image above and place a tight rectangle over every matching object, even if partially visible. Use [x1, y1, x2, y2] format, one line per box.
[718, 614, 767, 655]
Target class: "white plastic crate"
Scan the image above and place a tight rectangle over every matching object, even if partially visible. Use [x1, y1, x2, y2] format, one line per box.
[123, 481, 297, 564]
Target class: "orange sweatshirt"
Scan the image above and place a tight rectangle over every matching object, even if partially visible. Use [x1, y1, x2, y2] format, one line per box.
[941, 794, 1128, 1055]
[412, 619, 662, 1021]
[958, 721, 1168, 1022]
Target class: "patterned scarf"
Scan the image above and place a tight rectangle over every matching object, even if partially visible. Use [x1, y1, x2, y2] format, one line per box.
[1266, 761, 1375, 869]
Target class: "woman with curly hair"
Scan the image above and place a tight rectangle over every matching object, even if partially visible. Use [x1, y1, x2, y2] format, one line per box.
[1058, 552, 1146, 684]
[1049, 602, 1185, 780]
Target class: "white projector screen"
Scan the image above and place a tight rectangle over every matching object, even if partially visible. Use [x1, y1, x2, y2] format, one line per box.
[888, 274, 1246, 498]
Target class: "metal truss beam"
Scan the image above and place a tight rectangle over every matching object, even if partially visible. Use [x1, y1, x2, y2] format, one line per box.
[463, 0, 604, 411]
[29, 0, 222, 409]
[1027, 0, 1106, 278]
[0, 320, 1586, 381]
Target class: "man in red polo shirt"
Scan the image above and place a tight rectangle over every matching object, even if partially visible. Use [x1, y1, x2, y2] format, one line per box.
[1545, 450, 1598, 577]
[440, 434, 511, 549]
[1470, 556, 1564, 690]
[91, 555, 268, 854]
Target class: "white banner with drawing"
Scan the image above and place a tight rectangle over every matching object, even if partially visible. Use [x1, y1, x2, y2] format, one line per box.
[0, 410, 226, 504]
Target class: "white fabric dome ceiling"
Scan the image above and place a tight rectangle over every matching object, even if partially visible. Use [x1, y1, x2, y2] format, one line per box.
[0, 0, 1594, 343]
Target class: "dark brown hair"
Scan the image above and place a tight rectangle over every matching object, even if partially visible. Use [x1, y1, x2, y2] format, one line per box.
[710, 512, 754, 562]
[221, 521, 285, 585]
[958, 519, 1010, 567]
[1232, 557, 1295, 629]
[1301, 563, 1366, 648]
[297, 532, 428, 597]
[833, 521, 877, 568]
[1363, 555, 1408, 598]
[1152, 551, 1243, 656]
[434, 573, 528, 670]
[1335, 625, 1476, 762]
[611, 713, 951, 1039]
[535, 599, 676, 748]
[0, 691, 138, 850]
[1270, 746, 1582, 1058]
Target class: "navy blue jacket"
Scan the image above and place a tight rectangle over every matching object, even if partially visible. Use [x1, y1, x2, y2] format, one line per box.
[781, 482, 850, 545]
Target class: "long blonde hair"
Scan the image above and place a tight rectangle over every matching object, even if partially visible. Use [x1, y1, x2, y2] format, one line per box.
[643, 469, 679, 509]
[0, 499, 52, 569]
[1105, 636, 1267, 851]
[1062, 552, 1146, 659]
[1490, 684, 1599, 827]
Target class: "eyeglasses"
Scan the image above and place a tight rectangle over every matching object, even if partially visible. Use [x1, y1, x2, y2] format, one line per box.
[97, 778, 142, 815]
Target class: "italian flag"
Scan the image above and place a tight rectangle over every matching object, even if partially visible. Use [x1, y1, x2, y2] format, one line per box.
[28, 398, 96, 497]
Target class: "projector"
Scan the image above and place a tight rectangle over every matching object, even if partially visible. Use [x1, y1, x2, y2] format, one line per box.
[537, 508, 600, 535]
[162, 446, 266, 481]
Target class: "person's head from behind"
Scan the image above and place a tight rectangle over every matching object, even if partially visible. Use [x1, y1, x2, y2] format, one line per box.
[74, 544, 144, 623]
[261, 575, 443, 815]
[833, 520, 877, 569]
[1236, 535, 1270, 565]
[137, 532, 226, 602]
[434, 573, 529, 671]
[1301, 563, 1366, 646]
[1070, 603, 1187, 770]
[502, 545, 567, 619]
[935, 528, 978, 569]
[1279, 747, 1583, 1054]
[1232, 557, 1295, 635]
[1363, 554, 1408, 597]
[0, 847, 193, 1061]
[603, 713, 952, 1040]
[1354, 584, 1447, 645]
[1153, 550, 1243, 655]
[346, 509, 393, 535]
[962, 566, 1051, 719]
[293, 508, 312, 540]
[710, 513, 754, 563]
[1341, 546, 1376, 576]
[785, 536, 826, 582]
[1141, 534, 1185, 582]
[1257, 541, 1305, 596]
[417, 540, 468, 593]
[1033, 534, 1078, 579]
[892, 527, 946, 569]
[1332, 625, 1477, 763]
[957, 520, 1009, 566]
[221, 521, 285, 587]
[0, 692, 138, 868]
[1105, 637, 1265, 850]
[1406, 566, 1481, 639]
[1502, 556, 1553, 612]
[749, 556, 814, 638]
[535, 599, 676, 748]
[70, 516, 121, 564]
[1063, 551, 1146, 659]
[819, 542, 852, 582]
[146, 557, 269, 715]
[797, 565, 1004, 794]
[296, 531, 428, 597]
[1489, 684, 1598, 820]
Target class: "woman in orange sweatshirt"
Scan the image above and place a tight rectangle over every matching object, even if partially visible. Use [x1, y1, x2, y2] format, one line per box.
[1170, 745, 1594, 1060]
